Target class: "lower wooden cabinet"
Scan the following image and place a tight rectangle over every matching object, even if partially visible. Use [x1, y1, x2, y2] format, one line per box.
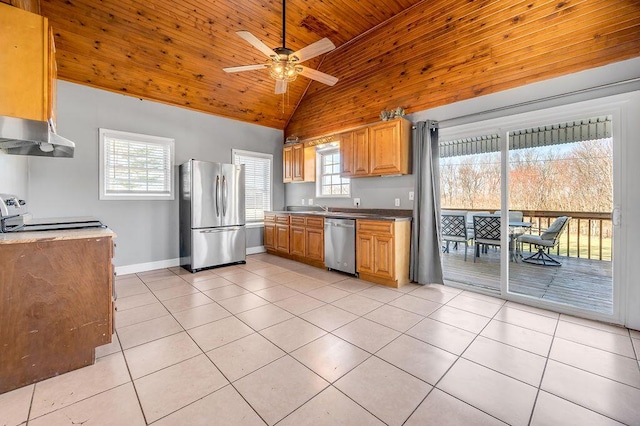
[264, 213, 324, 267]
[356, 220, 411, 287]
[0, 234, 114, 393]
[290, 225, 305, 256]
[264, 214, 276, 250]
[264, 214, 410, 288]
[305, 224, 324, 262]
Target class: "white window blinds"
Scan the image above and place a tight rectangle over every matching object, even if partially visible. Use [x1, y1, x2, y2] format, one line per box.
[99, 129, 175, 200]
[232, 149, 272, 222]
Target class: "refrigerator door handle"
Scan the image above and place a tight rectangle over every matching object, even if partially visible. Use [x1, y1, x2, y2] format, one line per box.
[215, 175, 221, 217]
[200, 226, 243, 233]
[222, 175, 228, 216]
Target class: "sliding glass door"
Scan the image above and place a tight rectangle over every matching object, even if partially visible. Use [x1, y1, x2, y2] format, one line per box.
[438, 106, 620, 322]
[506, 117, 614, 316]
[439, 134, 502, 292]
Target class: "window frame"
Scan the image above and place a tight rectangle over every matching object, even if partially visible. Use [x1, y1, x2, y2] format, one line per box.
[232, 149, 273, 223]
[99, 128, 175, 201]
[315, 147, 351, 198]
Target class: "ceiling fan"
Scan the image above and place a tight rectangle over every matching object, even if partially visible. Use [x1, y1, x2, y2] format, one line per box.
[222, 0, 338, 94]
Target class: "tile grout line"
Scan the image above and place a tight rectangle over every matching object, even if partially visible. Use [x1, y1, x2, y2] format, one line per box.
[526, 314, 560, 426]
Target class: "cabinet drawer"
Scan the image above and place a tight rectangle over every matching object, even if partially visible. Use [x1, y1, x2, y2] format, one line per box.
[264, 213, 276, 222]
[290, 216, 306, 226]
[357, 220, 393, 234]
[276, 215, 290, 224]
[305, 217, 324, 228]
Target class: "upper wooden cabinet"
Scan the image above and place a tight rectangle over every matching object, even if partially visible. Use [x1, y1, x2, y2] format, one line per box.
[283, 142, 315, 183]
[0, 3, 57, 126]
[340, 128, 369, 177]
[369, 118, 411, 176]
[335, 117, 411, 178]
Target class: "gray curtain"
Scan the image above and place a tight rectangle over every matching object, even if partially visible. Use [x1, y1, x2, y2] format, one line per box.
[410, 120, 443, 284]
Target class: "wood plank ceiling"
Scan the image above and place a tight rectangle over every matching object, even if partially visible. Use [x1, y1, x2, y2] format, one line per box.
[36, 0, 423, 130]
[16, 0, 640, 139]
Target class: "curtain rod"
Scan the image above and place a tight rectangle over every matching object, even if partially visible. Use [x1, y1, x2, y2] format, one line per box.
[411, 77, 640, 129]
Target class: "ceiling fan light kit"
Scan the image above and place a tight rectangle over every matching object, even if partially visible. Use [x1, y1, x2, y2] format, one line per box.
[222, 0, 338, 94]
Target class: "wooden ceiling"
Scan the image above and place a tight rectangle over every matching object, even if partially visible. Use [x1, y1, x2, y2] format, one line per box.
[33, 0, 422, 130]
[5, 0, 640, 139]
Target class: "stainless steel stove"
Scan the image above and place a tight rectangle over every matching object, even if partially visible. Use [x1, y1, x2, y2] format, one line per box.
[0, 193, 106, 233]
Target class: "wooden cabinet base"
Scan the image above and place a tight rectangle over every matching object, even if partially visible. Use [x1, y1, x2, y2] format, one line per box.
[0, 237, 113, 394]
[265, 248, 325, 269]
[356, 271, 410, 288]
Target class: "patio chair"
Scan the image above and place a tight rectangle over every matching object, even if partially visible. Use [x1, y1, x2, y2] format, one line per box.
[473, 215, 501, 262]
[441, 213, 472, 261]
[518, 216, 571, 266]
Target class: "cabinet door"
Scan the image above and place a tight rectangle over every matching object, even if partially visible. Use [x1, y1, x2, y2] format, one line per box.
[264, 223, 275, 250]
[353, 128, 370, 175]
[0, 4, 49, 122]
[305, 227, 324, 261]
[276, 224, 290, 253]
[339, 132, 355, 176]
[290, 226, 305, 256]
[292, 144, 304, 181]
[373, 234, 394, 279]
[356, 233, 374, 274]
[370, 120, 402, 175]
[283, 146, 293, 183]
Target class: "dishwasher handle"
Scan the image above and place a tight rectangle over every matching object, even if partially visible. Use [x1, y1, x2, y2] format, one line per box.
[325, 220, 355, 228]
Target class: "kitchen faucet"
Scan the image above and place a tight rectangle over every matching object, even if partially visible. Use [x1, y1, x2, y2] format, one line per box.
[314, 204, 329, 212]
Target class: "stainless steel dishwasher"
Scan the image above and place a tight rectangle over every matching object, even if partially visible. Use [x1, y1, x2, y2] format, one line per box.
[324, 218, 356, 275]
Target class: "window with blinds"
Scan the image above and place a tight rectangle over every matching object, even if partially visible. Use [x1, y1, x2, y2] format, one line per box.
[99, 129, 175, 200]
[232, 149, 272, 222]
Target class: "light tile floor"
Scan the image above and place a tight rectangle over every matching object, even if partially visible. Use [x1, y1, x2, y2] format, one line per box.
[2, 253, 640, 425]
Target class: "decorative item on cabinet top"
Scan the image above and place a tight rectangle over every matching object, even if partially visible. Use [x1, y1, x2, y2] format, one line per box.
[380, 107, 406, 121]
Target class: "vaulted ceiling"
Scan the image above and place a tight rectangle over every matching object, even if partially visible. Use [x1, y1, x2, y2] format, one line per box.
[36, 0, 423, 130]
[15, 1, 640, 140]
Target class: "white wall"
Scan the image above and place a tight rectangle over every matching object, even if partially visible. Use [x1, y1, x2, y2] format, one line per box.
[27, 81, 284, 269]
[0, 153, 28, 197]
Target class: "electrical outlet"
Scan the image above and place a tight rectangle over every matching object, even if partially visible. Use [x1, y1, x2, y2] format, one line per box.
[395, 198, 400, 207]
[301, 199, 305, 205]
[353, 198, 361, 207]
[409, 191, 414, 201]
[308, 198, 313, 205]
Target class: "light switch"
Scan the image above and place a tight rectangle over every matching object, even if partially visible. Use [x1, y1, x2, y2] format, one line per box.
[395, 198, 400, 207]
[409, 191, 414, 201]
[301, 199, 305, 205]
[308, 198, 313, 205]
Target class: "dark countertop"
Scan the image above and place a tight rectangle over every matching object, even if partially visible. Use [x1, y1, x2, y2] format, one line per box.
[266, 210, 412, 222]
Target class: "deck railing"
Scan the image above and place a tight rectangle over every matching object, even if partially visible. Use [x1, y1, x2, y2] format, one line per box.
[444, 208, 612, 261]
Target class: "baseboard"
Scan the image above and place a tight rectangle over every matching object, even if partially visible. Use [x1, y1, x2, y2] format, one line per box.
[115, 258, 181, 276]
[116, 247, 266, 275]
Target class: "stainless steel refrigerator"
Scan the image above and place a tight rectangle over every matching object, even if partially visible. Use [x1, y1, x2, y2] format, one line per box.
[179, 159, 246, 272]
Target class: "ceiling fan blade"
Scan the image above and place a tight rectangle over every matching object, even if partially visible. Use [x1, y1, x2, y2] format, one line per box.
[222, 64, 269, 73]
[236, 31, 276, 58]
[299, 66, 338, 86]
[275, 79, 287, 94]
[292, 38, 336, 62]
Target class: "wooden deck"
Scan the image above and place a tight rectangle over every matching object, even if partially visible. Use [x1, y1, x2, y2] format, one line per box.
[442, 246, 613, 314]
